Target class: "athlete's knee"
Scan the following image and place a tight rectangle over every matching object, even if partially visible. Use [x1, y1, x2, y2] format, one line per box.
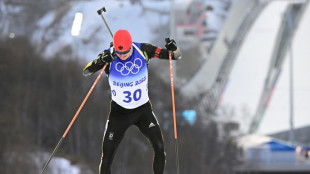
[154, 140, 164, 150]
[153, 141, 165, 157]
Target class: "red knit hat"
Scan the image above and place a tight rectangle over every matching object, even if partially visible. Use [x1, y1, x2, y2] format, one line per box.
[113, 29, 132, 51]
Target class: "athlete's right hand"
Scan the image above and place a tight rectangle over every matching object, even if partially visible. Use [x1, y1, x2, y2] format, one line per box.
[165, 38, 177, 51]
[97, 50, 114, 64]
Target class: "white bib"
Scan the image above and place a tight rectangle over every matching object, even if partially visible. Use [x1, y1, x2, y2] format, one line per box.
[108, 43, 149, 109]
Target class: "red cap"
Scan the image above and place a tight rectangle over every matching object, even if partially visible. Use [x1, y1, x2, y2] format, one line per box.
[113, 29, 132, 51]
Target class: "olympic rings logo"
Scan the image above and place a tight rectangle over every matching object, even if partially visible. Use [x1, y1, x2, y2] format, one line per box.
[115, 58, 143, 76]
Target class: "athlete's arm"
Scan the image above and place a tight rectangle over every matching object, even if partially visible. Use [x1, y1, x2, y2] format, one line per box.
[140, 41, 182, 61]
[83, 50, 113, 76]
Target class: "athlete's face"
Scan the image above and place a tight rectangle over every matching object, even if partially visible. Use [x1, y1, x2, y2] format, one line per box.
[116, 48, 132, 61]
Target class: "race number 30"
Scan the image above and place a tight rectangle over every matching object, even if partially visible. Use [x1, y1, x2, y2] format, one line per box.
[123, 89, 142, 103]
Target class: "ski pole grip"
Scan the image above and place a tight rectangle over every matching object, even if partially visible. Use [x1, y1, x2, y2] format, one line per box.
[97, 7, 106, 15]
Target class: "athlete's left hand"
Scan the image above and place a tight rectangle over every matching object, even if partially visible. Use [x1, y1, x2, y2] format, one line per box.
[165, 38, 177, 51]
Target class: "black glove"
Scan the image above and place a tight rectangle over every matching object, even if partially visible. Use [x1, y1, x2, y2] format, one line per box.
[165, 38, 177, 51]
[96, 50, 114, 65]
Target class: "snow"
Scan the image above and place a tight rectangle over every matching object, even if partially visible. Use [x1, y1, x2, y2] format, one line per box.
[48, 157, 81, 174]
[31, 1, 171, 61]
[29, 152, 94, 174]
[11, 0, 310, 172]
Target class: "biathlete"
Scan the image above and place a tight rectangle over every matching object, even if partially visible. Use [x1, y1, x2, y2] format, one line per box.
[83, 29, 182, 174]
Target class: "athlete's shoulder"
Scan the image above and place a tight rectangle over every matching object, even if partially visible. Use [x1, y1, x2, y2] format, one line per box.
[132, 42, 141, 48]
[140, 43, 157, 50]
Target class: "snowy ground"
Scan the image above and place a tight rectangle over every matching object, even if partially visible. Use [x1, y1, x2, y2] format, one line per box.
[8, 152, 95, 174]
[39, 156, 81, 174]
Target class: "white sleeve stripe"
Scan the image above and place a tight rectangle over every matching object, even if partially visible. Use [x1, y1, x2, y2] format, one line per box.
[132, 43, 146, 60]
[103, 120, 109, 137]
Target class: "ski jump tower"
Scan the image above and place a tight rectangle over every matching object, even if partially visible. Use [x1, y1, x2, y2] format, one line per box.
[173, 0, 308, 133]
[179, 0, 268, 115]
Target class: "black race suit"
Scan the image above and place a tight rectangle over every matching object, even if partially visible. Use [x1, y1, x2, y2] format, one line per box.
[85, 43, 179, 174]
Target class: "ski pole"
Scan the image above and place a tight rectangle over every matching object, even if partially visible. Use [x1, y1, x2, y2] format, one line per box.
[40, 64, 107, 174]
[168, 51, 180, 174]
[97, 7, 113, 38]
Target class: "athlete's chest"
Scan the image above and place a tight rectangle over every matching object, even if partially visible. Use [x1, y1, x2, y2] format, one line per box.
[107, 48, 149, 109]
[109, 51, 148, 79]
